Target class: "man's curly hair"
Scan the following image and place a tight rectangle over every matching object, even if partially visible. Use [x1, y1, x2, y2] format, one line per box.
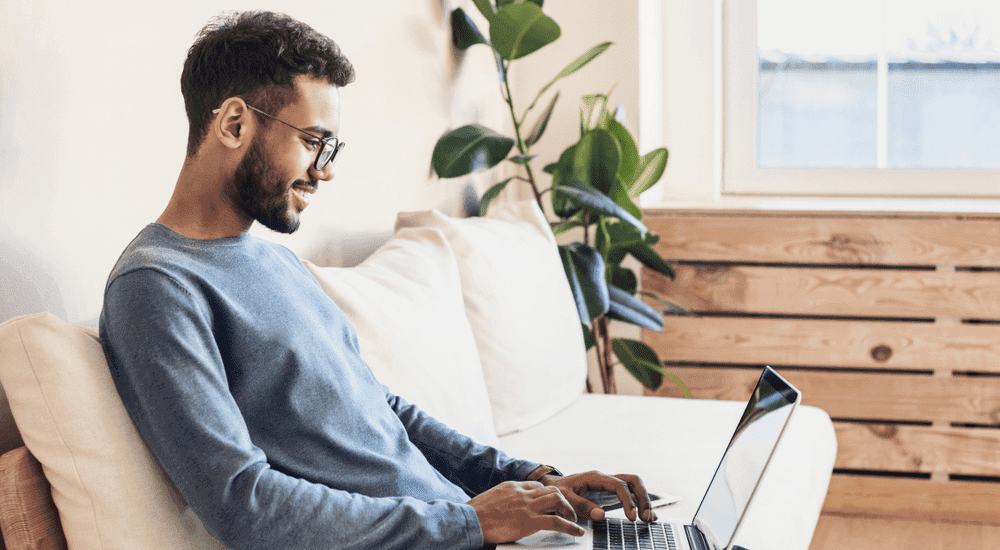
[181, 11, 355, 157]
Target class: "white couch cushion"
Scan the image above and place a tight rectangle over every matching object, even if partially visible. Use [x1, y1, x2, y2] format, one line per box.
[302, 227, 501, 447]
[396, 201, 587, 436]
[0, 313, 226, 549]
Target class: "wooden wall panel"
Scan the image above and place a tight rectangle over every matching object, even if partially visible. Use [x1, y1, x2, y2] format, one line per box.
[824, 475, 1000, 524]
[643, 211, 1000, 267]
[833, 423, 1000, 477]
[647, 266, 1000, 319]
[649, 317, 1000, 373]
[640, 209, 1000, 524]
[649, 367, 1000, 425]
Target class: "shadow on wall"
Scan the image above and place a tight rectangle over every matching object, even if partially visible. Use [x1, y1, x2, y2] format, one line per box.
[0, 237, 67, 325]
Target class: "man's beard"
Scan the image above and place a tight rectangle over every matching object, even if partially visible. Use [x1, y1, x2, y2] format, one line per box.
[231, 137, 308, 234]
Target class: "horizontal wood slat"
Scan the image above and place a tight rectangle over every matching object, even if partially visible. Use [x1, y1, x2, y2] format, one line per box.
[643, 211, 1000, 267]
[650, 367, 1000, 425]
[824, 474, 1000, 524]
[648, 316, 1000, 373]
[646, 265, 1000, 319]
[833, 423, 1000, 477]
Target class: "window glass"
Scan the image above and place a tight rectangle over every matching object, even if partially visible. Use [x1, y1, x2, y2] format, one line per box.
[757, 0, 1000, 170]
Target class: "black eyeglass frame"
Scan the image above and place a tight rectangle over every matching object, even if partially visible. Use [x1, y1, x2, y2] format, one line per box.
[212, 104, 344, 170]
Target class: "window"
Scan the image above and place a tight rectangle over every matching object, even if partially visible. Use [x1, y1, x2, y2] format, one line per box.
[723, 0, 1000, 197]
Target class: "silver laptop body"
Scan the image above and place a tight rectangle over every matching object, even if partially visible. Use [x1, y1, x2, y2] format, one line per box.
[500, 366, 801, 550]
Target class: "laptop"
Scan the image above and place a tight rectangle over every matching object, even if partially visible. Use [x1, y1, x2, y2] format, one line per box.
[499, 366, 801, 550]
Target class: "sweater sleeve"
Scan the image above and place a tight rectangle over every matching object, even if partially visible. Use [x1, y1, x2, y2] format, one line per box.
[100, 268, 484, 550]
[386, 390, 542, 496]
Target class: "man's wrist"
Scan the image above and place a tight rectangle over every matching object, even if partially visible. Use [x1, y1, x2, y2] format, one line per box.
[525, 464, 563, 483]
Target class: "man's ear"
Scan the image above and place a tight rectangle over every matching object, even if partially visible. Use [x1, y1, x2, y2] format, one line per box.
[213, 98, 254, 150]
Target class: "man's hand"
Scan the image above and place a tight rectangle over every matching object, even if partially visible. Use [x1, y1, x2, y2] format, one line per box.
[468, 481, 586, 544]
[539, 471, 657, 524]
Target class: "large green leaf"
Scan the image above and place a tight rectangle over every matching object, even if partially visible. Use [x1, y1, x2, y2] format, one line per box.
[549, 145, 580, 218]
[432, 125, 515, 178]
[606, 178, 642, 220]
[629, 240, 675, 279]
[553, 181, 647, 237]
[600, 221, 674, 278]
[628, 148, 668, 195]
[471, 0, 496, 22]
[612, 338, 691, 395]
[450, 8, 487, 50]
[606, 116, 639, 185]
[499, 0, 544, 6]
[525, 91, 559, 147]
[572, 128, 619, 194]
[607, 285, 664, 330]
[609, 265, 637, 294]
[527, 42, 611, 114]
[478, 177, 513, 217]
[558, 243, 610, 324]
[491, 2, 561, 61]
[611, 338, 664, 390]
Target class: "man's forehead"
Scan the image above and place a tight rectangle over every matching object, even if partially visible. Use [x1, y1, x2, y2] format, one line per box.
[280, 76, 341, 134]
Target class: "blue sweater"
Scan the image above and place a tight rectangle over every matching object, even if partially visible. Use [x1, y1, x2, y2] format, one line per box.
[99, 224, 539, 549]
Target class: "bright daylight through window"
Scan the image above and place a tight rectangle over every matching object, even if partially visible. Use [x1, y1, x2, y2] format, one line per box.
[723, 0, 1000, 197]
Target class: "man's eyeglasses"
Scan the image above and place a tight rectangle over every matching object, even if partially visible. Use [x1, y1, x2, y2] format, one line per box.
[212, 105, 344, 170]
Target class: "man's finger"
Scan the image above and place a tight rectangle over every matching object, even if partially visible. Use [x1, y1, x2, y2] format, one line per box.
[605, 477, 638, 521]
[537, 515, 586, 538]
[533, 486, 578, 522]
[564, 490, 605, 521]
[617, 474, 656, 522]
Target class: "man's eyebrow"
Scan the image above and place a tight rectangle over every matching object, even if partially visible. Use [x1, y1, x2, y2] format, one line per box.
[304, 126, 335, 138]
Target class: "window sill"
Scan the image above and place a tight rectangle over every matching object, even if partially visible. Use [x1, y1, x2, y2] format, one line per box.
[643, 195, 1000, 215]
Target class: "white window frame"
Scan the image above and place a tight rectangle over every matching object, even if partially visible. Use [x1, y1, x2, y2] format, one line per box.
[722, 0, 1000, 198]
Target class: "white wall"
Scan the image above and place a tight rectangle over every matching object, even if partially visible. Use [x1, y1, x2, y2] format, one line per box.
[0, 0, 508, 324]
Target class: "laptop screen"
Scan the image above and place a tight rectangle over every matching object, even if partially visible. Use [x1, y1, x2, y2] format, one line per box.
[690, 367, 800, 550]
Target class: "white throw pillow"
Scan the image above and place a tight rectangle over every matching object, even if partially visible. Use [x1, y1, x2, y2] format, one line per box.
[396, 201, 587, 436]
[0, 313, 226, 549]
[303, 227, 501, 447]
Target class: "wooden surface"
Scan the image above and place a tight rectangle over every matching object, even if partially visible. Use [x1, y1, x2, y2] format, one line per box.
[645, 210, 1000, 266]
[650, 316, 1000, 372]
[823, 475, 1000, 524]
[833, 423, 1000, 477]
[809, 514, 1000, 550]
[648, 265, 1000, 319]
[652, 366, 1000, 425]
[641, 209, 1000, 524]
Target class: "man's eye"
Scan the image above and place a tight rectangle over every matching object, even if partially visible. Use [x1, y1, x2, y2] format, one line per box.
[304, 139, 321, 151]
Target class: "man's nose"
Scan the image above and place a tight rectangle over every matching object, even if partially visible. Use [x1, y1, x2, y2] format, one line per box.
[311, 163, 335, 182]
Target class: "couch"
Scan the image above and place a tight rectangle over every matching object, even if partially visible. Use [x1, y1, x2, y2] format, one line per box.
[0, 201, 837, 549]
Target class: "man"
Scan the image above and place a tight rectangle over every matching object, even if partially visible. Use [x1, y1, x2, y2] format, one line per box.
[100, 11, 655, 549]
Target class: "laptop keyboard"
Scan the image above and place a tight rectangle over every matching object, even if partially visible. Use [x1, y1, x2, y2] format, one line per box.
[592, 518, 678, 550]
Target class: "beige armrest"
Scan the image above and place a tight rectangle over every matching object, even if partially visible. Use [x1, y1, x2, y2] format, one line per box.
[0, 446, 67, 550]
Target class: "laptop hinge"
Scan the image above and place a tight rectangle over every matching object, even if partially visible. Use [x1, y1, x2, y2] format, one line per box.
[684, 525, 712, 550]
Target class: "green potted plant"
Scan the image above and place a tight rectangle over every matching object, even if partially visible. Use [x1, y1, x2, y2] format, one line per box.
[432, 0, 689, 396]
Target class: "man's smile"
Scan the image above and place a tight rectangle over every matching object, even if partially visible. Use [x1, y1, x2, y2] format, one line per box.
[291, 180, 317, 207]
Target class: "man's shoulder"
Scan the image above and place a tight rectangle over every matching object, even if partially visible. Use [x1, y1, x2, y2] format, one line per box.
[107, 224, 302, 288]
[108, 224, 194, 282]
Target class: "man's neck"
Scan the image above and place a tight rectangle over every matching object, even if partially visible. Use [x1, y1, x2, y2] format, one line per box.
[158, 154, 253, 240]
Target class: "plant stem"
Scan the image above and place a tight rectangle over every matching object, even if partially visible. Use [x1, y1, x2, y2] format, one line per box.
[591, 315, 616, 394]
[601, 317, 616, 394]
[501, 66, 543, 210]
